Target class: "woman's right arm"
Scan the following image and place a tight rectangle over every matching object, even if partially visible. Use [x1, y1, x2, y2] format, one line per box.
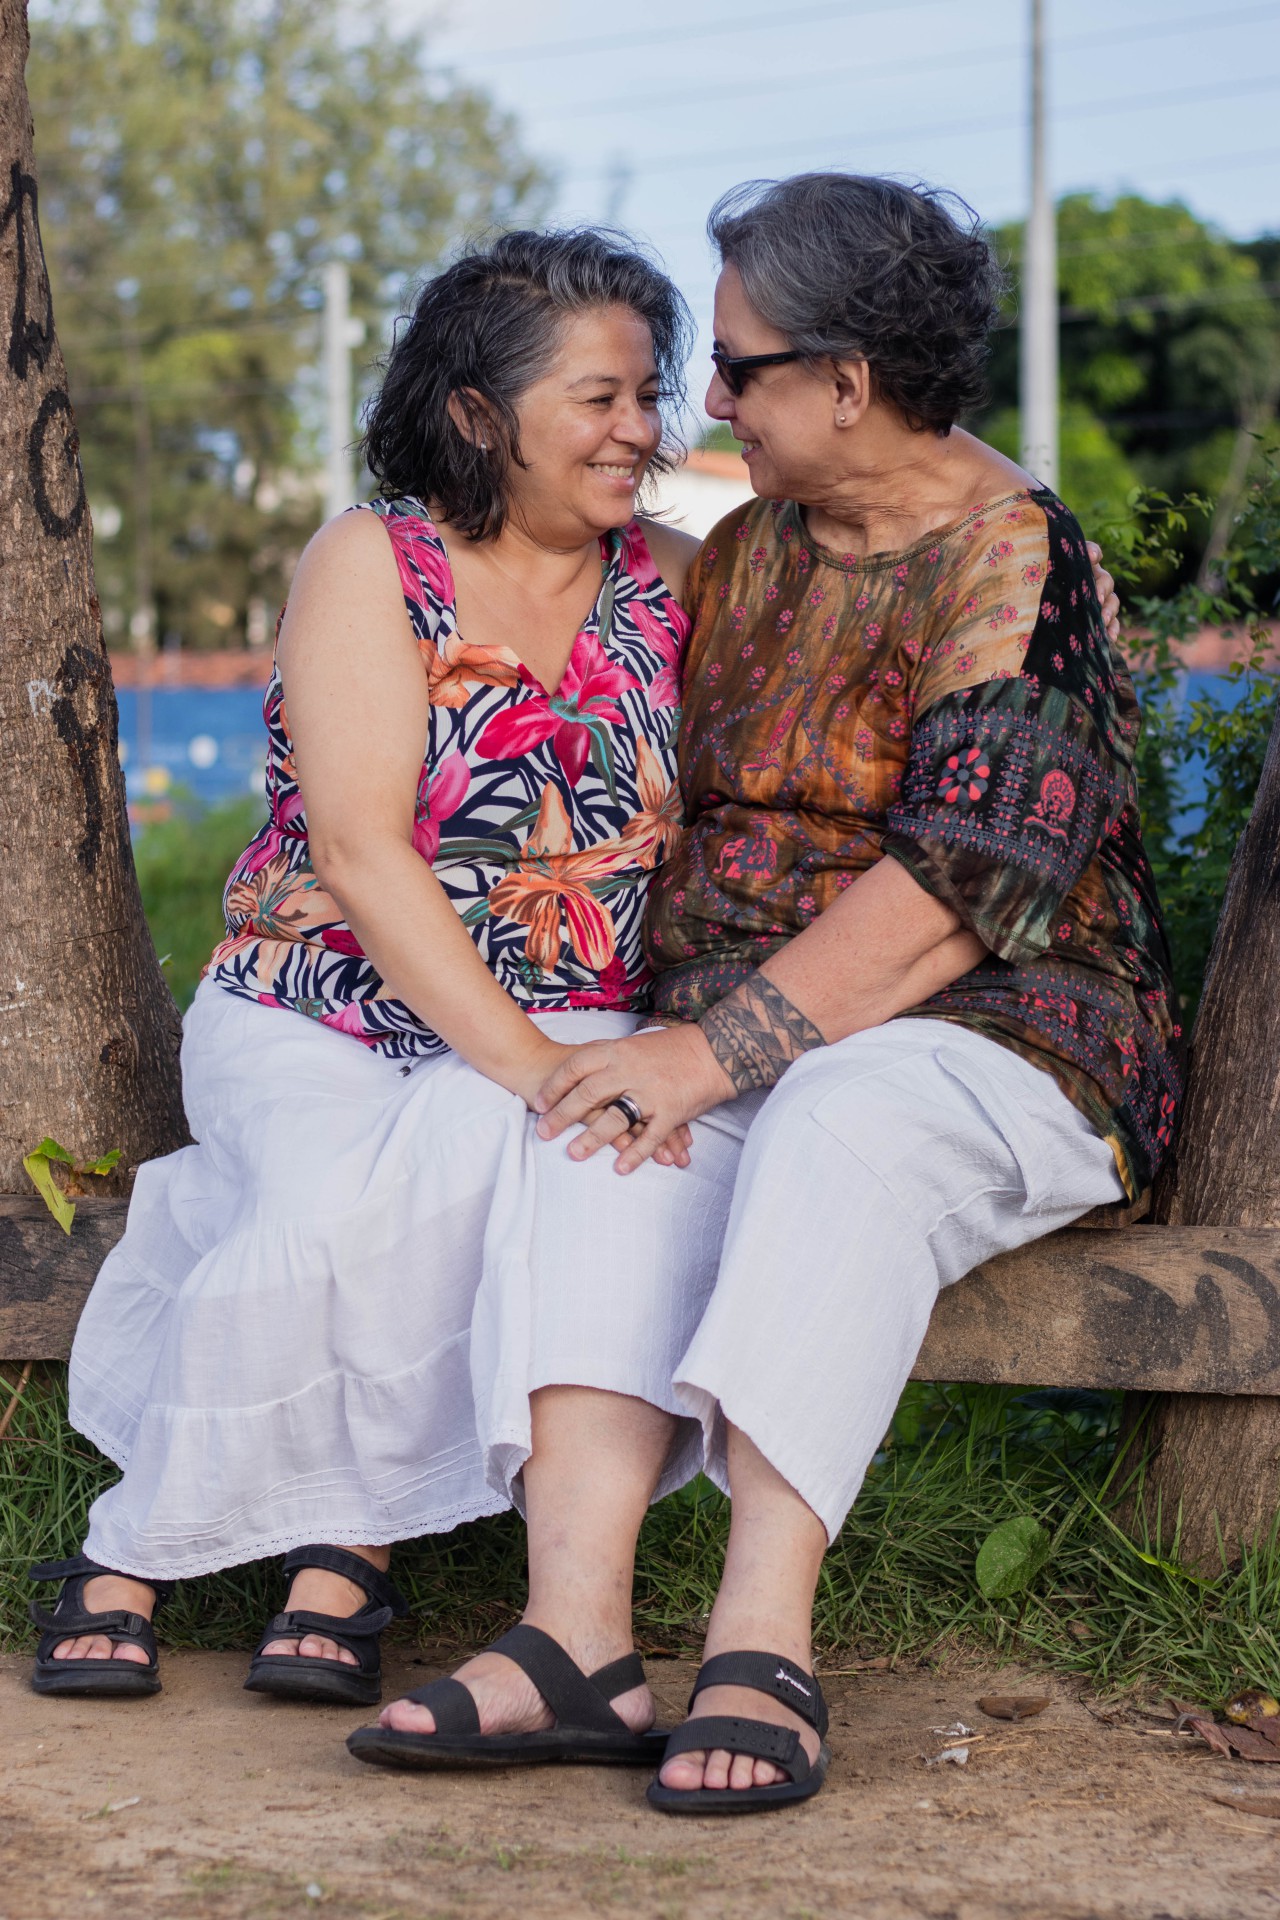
[276, 512, 566, 1106]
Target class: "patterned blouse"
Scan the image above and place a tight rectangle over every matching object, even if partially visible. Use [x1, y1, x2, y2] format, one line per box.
[643, 489, 1181, 1199]
[207, 498, 688, 1055]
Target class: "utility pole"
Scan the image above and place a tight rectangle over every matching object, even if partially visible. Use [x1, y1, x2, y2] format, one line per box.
[1019, 0, 1058, 489]
[323, 260, 365, 520]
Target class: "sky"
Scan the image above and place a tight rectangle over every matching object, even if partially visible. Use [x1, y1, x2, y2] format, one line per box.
[400, 0, 1280, 426]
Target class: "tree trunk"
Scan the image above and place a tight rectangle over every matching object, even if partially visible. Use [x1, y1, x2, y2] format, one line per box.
[1122, 694, 1280, 1569]
[0, 0, 186, 1192]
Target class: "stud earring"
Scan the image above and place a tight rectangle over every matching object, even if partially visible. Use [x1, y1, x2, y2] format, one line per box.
[837, 414, 847, 424]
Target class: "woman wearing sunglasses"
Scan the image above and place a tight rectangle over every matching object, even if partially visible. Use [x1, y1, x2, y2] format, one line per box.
[358, 174, 1176, 1815]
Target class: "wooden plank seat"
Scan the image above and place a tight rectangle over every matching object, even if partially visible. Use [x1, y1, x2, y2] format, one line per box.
[5, 1193, 1280, 1398]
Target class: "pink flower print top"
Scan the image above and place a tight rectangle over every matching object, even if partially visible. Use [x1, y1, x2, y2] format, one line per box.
[205, 497, 689, 1057]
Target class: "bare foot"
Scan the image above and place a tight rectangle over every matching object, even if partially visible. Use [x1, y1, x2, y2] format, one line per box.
[657, 1684, 821, 1793]
[379, 1623, 655, 1739]
[50, 1575, 155, 1666]
[259, 1565, 383, 1668]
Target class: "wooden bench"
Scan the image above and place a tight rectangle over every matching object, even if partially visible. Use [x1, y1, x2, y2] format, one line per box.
[6, 1195, 1280, 1399]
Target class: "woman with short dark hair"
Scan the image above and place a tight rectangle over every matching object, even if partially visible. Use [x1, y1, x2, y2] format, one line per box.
[361, 174, 1175, 1811]
[35, 230, 714, 1741]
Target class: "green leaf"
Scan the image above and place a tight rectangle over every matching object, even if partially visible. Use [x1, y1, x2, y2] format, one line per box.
[21, 1137, 122, 1235]
[78, 1149, 122, 1178]
[22, 1143, 76, 1235]
[975, 1516, 1052, 1601]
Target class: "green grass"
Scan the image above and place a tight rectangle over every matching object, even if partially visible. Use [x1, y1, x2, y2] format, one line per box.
[133, 793, 264, 1010]
[5, 1366, 1277, 1703]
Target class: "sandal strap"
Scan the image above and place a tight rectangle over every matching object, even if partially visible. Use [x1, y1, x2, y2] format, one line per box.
[30, 1554, 112, 1583]
[588, 1650, 646, 1700]
[401, 1631, 644, 1737]
[403, 1675, 482, 1736]
[485, 1624, 632, 1734]
[660, 1713, 810, 1782]
[28, 1555, 173, 1606]
[690, 1651, 829, 1737]
[30, 1601, 153, 1638]
[256, 1602, 393, 1651]
[281, 1546, 408, 1617]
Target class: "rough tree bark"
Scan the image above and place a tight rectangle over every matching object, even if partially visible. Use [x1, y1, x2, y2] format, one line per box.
[1123, 694, 1280, 1569]
[0, 0, 186, 1192]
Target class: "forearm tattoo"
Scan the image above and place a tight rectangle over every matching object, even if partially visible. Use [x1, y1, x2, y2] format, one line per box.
[699, 974, 826, 1094]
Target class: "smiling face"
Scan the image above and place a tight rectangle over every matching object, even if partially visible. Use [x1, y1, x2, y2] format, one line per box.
[706, 263, 855, 505]
[501, 304, 665, 547]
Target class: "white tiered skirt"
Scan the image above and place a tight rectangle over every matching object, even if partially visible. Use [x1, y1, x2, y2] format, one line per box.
[70, 982, 750, 1579]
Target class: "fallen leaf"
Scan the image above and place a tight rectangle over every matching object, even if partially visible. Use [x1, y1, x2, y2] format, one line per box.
[1221, 1726, 1280, 1763]
[977, 1695, 1052, 1722]
[1176, 1711, 1237, 1757]
[1211, 1793, 1280, 1819]
[1177, 1711, 1280, 1762]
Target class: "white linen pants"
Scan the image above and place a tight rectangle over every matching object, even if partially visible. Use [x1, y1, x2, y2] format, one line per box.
[672, 1018, 1125, 1540]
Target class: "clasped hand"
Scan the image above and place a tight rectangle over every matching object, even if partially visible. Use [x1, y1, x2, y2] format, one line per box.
[534, 1023, 735, 1174]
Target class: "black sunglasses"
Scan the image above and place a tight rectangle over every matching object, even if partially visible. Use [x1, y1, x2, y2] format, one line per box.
[710, 347, 801, 397]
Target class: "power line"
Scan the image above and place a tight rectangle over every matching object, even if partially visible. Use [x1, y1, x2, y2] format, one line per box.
[557, 70, 1280, 182]
[434, 0, 945, 67]
[528, 2, 1280, 124]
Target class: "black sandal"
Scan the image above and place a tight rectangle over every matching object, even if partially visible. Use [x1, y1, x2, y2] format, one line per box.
[346, 1622, 669, 1770]
[646, 1650, 831, 1814]
[243, 1546, 409, 1707]
[29, 1554, 169, 1698]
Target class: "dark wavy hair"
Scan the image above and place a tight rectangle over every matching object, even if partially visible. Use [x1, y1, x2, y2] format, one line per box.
[708, 173, 1005, 433]
[361, 229, 694, 540]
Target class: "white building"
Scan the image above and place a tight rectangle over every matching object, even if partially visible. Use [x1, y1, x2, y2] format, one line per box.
[647, 446, 752, 538]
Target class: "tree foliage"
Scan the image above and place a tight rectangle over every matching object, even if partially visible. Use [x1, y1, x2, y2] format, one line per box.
[984, 193, 1280, 561]
[28, 0, 549, 650]
[1099, 445, 1280, 1020]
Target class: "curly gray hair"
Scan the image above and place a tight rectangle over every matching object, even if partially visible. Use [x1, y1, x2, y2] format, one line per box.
[708, 173, 1005, 434]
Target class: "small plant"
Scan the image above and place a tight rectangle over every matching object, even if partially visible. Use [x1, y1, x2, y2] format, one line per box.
[22, 1138, 121, 1234]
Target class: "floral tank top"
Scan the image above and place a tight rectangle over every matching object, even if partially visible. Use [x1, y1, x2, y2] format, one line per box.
[206, 497, 688, 1056]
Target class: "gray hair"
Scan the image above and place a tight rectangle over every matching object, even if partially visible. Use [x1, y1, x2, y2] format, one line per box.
[708, 173, 1005, 433]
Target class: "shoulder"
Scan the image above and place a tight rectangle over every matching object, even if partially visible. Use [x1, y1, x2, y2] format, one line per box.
[277, 506, 418, 672]
[292, 502, 401, 586]
[632, 517, 700, 600]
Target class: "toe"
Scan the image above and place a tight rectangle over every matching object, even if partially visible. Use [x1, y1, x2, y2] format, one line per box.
[728, 1751, 758, 1791]
[658, 1750, 707, 1791]
[296, 1634, 352, 1663]
[752, 1757, 783, 1787]
[702, 1747, 733, 1791]
[380, 1698, 437, 1734]
[112, 1641, 151, 1665]
[259, 1638, 299, 1658]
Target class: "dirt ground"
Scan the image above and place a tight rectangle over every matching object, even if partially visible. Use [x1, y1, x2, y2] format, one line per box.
[2, 1649, 1278, 1920]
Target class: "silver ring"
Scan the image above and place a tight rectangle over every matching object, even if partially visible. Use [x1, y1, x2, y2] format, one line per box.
[608, 1093, 645, 1131]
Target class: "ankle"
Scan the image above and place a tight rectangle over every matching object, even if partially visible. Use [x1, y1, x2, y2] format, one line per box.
[285, 1567, 371, 1617]
[519, 1605, 637, 1678]
[82, 1573, 156, 1617]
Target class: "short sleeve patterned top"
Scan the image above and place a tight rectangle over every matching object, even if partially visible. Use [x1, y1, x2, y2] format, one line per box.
[643, 489, 1181, 1200]
[206, 497, 688, 1055]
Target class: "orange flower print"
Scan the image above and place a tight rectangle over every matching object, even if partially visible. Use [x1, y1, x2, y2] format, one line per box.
[618, 738, 684, 870]
[488, 784, 634, 971]
[427, 632, 521, 708]
[225, 852, 340, 941]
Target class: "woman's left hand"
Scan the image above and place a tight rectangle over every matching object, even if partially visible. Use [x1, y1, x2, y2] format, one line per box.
[534, 1025, 735, 1174]
[1085, 541, 1120, 643]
